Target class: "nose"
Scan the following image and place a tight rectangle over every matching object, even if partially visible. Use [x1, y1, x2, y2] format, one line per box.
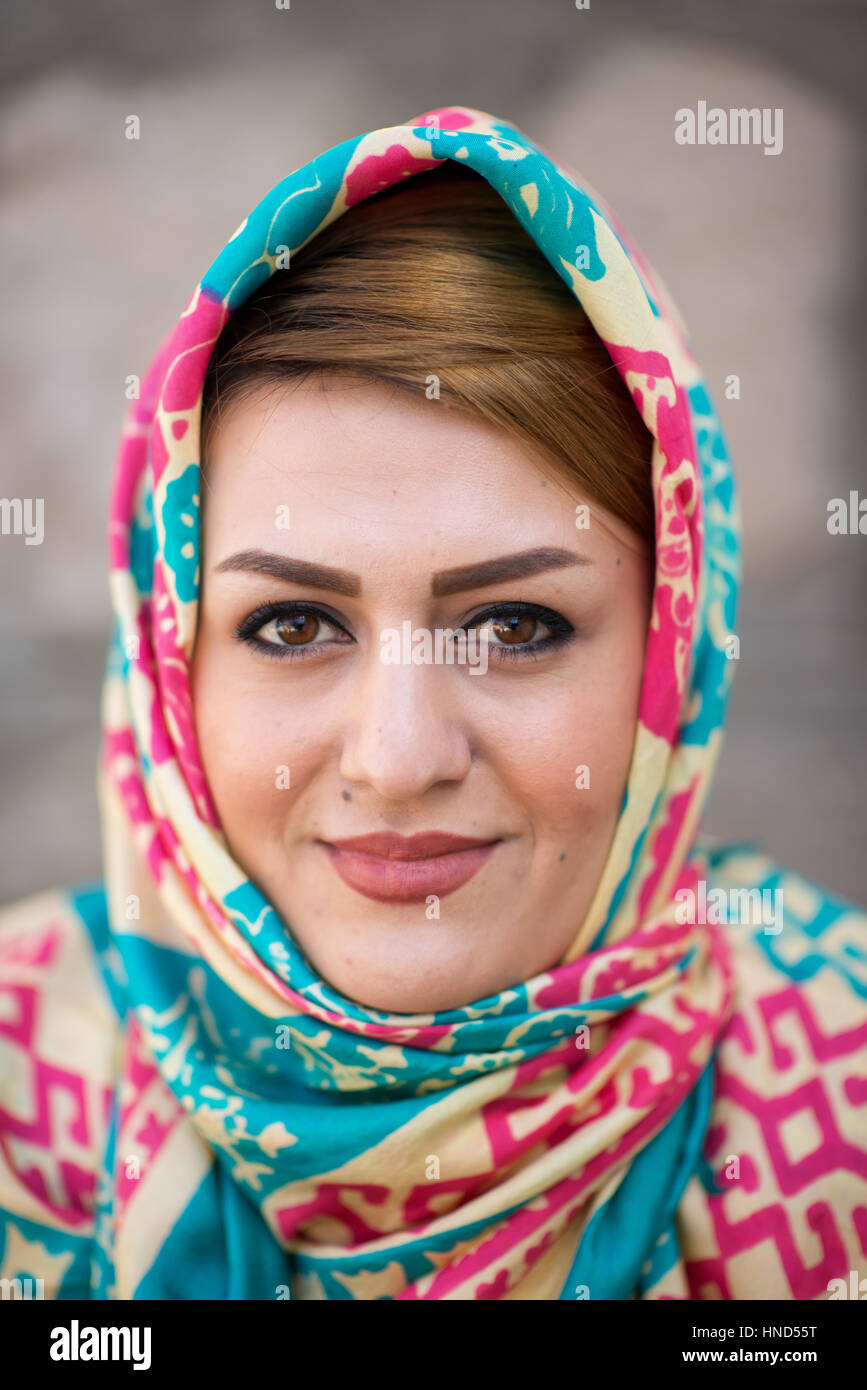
[338, 652, 473, 801]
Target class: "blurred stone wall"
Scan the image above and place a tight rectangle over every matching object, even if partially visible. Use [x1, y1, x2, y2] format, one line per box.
[1, 0, 865, 905]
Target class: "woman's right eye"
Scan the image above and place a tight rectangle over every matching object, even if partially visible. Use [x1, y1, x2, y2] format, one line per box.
[261, 611, 332, 647]
[236, 604, 353, 658]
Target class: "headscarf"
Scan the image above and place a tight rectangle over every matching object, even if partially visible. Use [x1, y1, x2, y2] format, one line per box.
[1, 106, 864, 1302]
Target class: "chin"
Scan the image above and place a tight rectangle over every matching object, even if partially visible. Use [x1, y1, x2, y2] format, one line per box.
[344, 980, 481, 1015]
[317, 949, 492, 1016]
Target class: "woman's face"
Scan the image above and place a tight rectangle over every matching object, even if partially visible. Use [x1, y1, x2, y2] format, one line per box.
[190, 377, 653, 1013]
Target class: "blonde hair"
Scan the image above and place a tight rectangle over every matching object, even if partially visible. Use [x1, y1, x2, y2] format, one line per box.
[201, 162, 654, 543]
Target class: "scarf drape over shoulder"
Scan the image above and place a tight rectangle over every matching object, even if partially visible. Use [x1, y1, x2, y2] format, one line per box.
[1, 106, 864, 1301]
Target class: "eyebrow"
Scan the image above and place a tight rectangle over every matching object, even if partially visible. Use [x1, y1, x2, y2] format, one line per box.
[213, 546, 590, 598]
[214, 549, 361, 596]
[431, 547, 589, 596]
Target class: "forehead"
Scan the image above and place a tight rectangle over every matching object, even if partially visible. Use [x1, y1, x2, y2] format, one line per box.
[200, 376, 632, 556]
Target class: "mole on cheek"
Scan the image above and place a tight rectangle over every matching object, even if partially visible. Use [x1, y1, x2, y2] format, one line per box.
[559, 852, 567, 862]
[342, 790, 352, 802]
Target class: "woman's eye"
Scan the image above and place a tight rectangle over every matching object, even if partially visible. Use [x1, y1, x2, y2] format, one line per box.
[264, 612, 330, 647]
[465, 605, 574, 657]
[237, 605, 352, 656]
[482, 613, 549, 646]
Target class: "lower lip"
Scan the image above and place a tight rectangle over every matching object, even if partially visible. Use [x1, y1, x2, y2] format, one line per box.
[318, 842, 500, 903]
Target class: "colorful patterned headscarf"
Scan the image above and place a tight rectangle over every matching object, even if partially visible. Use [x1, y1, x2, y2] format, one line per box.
[1, 106, 864, 1302]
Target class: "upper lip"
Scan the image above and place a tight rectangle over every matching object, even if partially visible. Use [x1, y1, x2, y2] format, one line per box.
[321, 831, 499, 860]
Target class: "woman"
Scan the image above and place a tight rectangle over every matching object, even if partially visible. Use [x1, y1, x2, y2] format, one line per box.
[0, 105, 864, 1301]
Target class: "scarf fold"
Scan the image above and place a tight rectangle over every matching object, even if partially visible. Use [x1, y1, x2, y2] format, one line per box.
[1, 105, 863, 1302]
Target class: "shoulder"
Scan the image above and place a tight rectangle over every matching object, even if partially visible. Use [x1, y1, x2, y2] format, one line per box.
[0, 880, 119, 1026]
[672, 845, 866, 1299]
[702, 842, 866, 1040]
[0, 882, 120, 1295]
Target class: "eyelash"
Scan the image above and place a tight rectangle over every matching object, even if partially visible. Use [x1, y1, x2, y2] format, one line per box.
[234, 601, 576, 663]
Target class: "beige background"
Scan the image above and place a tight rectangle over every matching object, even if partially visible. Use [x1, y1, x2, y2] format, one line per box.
[1, 0, 865, 905]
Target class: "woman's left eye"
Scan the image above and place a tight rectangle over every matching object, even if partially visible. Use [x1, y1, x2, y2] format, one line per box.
[464, 604, 574, 658]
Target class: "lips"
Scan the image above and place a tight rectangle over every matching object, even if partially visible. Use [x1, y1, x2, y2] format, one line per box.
[317, 831, 501, 904]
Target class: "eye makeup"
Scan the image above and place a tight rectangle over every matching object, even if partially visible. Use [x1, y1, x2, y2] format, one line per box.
[234, 599, 577, 663]
[235, 600, 353, 661]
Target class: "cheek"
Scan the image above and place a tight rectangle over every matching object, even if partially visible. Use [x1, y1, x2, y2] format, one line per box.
[190, 640, 329, 846]
[483, 635, 644, 844]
